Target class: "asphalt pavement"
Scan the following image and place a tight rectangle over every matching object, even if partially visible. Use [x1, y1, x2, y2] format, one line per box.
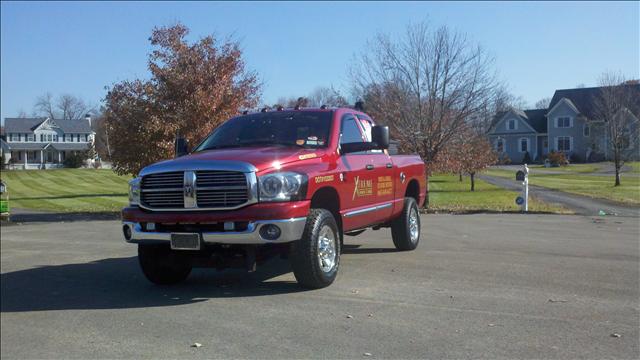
[1, 214, 639, 359]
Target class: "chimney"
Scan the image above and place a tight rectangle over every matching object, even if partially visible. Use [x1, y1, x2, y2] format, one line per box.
[85, 113, 91, 128]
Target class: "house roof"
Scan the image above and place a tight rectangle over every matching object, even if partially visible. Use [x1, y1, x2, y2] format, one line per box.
[2, 143, 48, 150]
[0, 138, 10, 151]
[489, 108, 547, 134]
[548, 84, 640, 119]
[49, 143, 90, 151]
[4, 118, 93, 134]
[523, 109, 547, 133]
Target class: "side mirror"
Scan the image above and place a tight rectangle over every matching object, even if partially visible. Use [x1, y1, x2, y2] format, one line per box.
[372, 125, 389, 150]
[175, 137, 190, 157]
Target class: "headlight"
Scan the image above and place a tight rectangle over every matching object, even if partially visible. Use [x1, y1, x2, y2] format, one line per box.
[129, 177, 141, 206]
[258, 172, 307, 202]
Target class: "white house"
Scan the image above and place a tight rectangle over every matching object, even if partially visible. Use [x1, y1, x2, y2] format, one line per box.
[2, 116, 95, 169]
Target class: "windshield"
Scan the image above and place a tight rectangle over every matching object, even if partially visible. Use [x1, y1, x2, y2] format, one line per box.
[194, 111, 333, 151]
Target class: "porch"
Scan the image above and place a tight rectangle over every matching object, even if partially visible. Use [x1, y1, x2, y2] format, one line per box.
[4, 143, 90, 170]
[7, 149, 72, 170]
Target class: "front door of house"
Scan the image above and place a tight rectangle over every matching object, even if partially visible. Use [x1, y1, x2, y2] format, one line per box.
[46, 151, 53, 163]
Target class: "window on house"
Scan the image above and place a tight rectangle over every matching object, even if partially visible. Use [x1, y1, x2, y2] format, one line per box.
[507, 119, 516, 130]
[557, 136, 571, 151]
[10, 133, 17, 141]
[520, 138, 529, 152]
[47, 134, 52, 142]
[556, 117, 571, 128]
[40, 134, 44, 142]
[27, 151, 36, 161]
[28, 134, 35, 142]
[583, 124, 590, 137]
[76, 134, 80, 142]
[82, 134, 87, 142]
[53, 135, 58, 142]
[496, 139, 504, 152]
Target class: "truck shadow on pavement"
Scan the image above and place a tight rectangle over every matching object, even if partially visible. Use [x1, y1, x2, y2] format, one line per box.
[0, 256, 306, 313]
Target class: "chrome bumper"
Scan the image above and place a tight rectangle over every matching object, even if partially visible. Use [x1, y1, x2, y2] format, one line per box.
[122, 217, 307, 245]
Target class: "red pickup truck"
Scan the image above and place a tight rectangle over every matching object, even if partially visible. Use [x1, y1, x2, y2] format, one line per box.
[122, 107, 426, 288]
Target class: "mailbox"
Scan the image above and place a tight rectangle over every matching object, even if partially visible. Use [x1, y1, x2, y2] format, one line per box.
[0, 180, 7, 215]
[516, 170, 526, 181]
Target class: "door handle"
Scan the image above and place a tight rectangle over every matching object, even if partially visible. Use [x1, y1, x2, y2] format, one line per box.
[366, 164, 374, 170]
[386, 163, 393, 168]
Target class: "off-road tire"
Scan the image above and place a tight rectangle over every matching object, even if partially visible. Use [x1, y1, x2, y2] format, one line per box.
[290, 209, 341, 289]
[138, 244, 192, 285]
[391, 197, 420, 251]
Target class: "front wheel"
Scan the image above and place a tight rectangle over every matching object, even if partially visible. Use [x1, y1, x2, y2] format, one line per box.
[391, 197, 421, 251]
[138, 244, 192, 285]
[290, 209, 340, 289]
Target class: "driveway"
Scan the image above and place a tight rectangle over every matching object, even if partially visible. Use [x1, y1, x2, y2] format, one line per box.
[479, 175, 640, 217]
[1, 215, 638, 359]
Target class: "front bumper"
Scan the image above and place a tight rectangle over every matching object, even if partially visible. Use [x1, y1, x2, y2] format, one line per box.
[123, 217, 307, 245]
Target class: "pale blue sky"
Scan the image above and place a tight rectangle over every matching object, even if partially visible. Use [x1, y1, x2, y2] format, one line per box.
[1, 1, 638, 122]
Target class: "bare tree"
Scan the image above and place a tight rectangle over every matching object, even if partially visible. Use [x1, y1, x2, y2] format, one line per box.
[534, 97, 551, 109]
[308, 86, 349, 107]
[593, 72, 640, 186]
[34, 93, 56, 118]
[57, 94, 90, 120]
[34, 93, 92, 120]
[351, 22, 500, 205]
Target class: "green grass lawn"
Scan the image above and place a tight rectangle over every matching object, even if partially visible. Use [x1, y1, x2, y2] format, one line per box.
[428, 174, 570, 213]
[0, 169, 130, 212]
[485, 163, 640, 205]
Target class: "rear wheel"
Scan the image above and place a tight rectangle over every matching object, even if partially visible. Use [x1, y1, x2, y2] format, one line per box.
[138, 244, 192, 285]
[391, 197, 420, 251]
[290, 209, 340, 289]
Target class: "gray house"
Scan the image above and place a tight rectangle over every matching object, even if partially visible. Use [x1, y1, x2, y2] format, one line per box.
[2, 117, 95, 169]
[488, 85, 639, 163]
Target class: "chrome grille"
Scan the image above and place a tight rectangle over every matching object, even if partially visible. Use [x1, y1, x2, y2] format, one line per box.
[140, 170, 250, 210]
[196, 170, 249, 208]
[141, 172, 184, 208]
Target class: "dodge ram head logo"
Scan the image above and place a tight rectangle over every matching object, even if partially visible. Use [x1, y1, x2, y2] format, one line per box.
[183, 171, 197, 208]
[184, 184, 194, 198]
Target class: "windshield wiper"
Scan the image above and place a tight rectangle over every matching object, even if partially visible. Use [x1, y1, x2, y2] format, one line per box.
[197, 144, 245, 151]
[237, 140, 305, 148]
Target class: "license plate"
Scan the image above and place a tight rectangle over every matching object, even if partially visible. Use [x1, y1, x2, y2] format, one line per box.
[170, 233, 201, 250]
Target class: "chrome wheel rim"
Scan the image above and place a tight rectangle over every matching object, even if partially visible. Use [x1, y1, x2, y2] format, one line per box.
[317, 225, 337, 273]
[409, 207, 419, 243]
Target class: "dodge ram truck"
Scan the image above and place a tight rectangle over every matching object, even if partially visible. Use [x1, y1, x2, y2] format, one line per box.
[122, 107, 426, 288]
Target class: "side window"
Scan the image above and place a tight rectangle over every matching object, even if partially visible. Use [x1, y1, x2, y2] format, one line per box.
[340, 116, 364, 144]
[357, 116, 382, 153]
[358, 118, 373, 142]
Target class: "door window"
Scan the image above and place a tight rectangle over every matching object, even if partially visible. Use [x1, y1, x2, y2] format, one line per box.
[340, 116, 364, 144]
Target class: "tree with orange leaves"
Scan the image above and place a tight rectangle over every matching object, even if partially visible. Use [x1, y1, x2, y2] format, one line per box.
[104, 23, 260, 175]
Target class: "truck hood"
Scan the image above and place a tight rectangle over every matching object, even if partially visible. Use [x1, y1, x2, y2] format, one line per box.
[148, 146, 326, 173]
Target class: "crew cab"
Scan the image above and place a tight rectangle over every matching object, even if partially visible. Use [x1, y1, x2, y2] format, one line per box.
[122, 107, 426, 288]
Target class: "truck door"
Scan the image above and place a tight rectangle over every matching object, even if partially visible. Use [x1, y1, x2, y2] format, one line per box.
[338, 114, 376, 230]
[356, 115, 395, 221]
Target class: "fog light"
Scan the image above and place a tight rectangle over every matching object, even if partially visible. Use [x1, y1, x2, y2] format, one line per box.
[123, 225, 132, 241]
[259, 224, 281, 241]
[224, 221, 235, 231]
